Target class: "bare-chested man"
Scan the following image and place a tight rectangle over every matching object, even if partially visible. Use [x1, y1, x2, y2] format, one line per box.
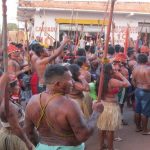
[29, 44, 40, 95]
[24, 64, 104, 150]
[127, 50, 137, 72]
[0, 72, 34, 150]
[127, 49, 137, 107]
[8, 44, 30, 77]
[132, 54, 150, 134]
[34, 37, 69, 93]
[8, 44, 29, 77]
[140, 45, 150, 64]
[7, 44, 31, 103]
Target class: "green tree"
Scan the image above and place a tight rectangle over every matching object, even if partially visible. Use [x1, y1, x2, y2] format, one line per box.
[7, 23, 18, 31]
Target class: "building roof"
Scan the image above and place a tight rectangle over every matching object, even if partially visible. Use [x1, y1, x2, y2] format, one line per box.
[18, 0, 150, 21]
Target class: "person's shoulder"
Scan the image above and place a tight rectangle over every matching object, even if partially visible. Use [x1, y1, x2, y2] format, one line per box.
[26, 94, 40, 109]
[63, 96, 80, 110]
[132, 64, 139, 71]
[145, 65, 150, 72]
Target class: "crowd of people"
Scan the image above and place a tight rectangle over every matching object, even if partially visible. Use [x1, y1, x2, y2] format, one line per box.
[0, 34, 150, 150]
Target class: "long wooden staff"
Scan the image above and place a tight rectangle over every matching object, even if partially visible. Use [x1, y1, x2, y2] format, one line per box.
[25, 20, 30, 66]
[39, 21, 44, 41]
[98, 0, 116, 101]
[2, 0, 9, 116]
[124, 24, 129, 56]
[112, 20, 115, 46]
[135, 21, 145, 52]
[143, 28, 148, 46]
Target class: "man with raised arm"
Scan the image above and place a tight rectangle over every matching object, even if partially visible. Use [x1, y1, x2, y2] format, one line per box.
[24, 64, 104, 150]
[34, 37, 70, 93]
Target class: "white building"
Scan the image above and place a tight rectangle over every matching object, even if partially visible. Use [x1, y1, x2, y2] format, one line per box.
[18, 0, 150, 46]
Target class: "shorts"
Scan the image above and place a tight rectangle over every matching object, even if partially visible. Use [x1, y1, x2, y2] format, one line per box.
[36, 143, 85, 150]
[135, 88, 150, 117]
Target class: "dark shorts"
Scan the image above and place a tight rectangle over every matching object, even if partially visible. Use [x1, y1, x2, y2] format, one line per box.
[135, 88, 150, 117]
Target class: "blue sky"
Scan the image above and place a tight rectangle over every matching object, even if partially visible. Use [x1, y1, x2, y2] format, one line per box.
[0, 0, 18, 25]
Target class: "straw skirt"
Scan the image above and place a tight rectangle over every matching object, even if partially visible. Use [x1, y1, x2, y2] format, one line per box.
[0, 128, 28, 150]
[97, 101, 122, 131]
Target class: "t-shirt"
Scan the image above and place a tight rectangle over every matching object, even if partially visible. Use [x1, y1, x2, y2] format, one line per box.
[79, 39, 86, 49]
[89, 82, 97, 101]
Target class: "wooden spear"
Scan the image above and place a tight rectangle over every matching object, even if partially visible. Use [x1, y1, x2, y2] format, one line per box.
[135, 21, 145, 52]
[25, 20, 30, 66]
[39, 21, 44, 41]
[98, 0, 116, 101]
[112, 21, 115, 46]
[124, 24, 130, 56]
[2, 0, 9, 116]
[143, 28, 148, 46]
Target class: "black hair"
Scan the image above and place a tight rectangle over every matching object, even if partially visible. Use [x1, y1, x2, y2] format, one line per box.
[0, 69, 3, 77]
[68, 64, 80, 81]
[137, 54, 148, 64]
[29, 44, 33, 51]
[10, 42, 17, 46]
[64, 52, 75, 64]
[44, 64, 69, 84]
[33, 44, 44, 57]
[119, 47, 124, 53]
[127, 50, 134, 57]
[53, 41, 60, 49]
[115, 44, 121, 53]
[96, 63, 113, 98]
[89, 46, 95, 54]
[16, 43, 23, 49]
[128, 47, 134, 52]
[76, 48, 86, 56]
[10, 80, 17, 88]
[108, 46, 115, 55]
[85, 45, 90, 51]
[48, 46, 53, 51]
[75, 56, 86, 67]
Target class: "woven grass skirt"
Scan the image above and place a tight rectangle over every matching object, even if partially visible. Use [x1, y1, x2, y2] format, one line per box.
[97, 101, 122, 131]
[0, 127, 28, 150]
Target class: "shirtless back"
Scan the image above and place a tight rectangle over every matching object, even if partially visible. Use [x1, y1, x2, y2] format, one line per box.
[132, 54, 150, 90]
[25, 64, 104, 148]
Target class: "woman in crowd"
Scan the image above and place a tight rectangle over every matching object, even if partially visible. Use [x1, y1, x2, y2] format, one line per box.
[96, 63, 130, 150]
[68, 64, 90, 118]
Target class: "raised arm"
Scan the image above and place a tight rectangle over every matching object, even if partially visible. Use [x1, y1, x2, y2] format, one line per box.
[38, 37, 70, 65]
[0, 73, 8, 105]
[110, 72, 131, 88]
[74, 75, 90, 92]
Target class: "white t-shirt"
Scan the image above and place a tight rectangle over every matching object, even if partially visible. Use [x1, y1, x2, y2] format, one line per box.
[79, 39, 86, 49]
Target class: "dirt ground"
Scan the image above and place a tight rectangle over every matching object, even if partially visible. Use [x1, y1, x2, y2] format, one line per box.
[86, 106, 150, 150]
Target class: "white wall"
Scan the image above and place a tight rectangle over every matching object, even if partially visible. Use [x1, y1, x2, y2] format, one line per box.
[33, 9, 150, 46]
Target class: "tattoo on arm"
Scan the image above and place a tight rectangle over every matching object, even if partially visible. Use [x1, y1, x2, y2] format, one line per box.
[86, 111, 100, 133]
